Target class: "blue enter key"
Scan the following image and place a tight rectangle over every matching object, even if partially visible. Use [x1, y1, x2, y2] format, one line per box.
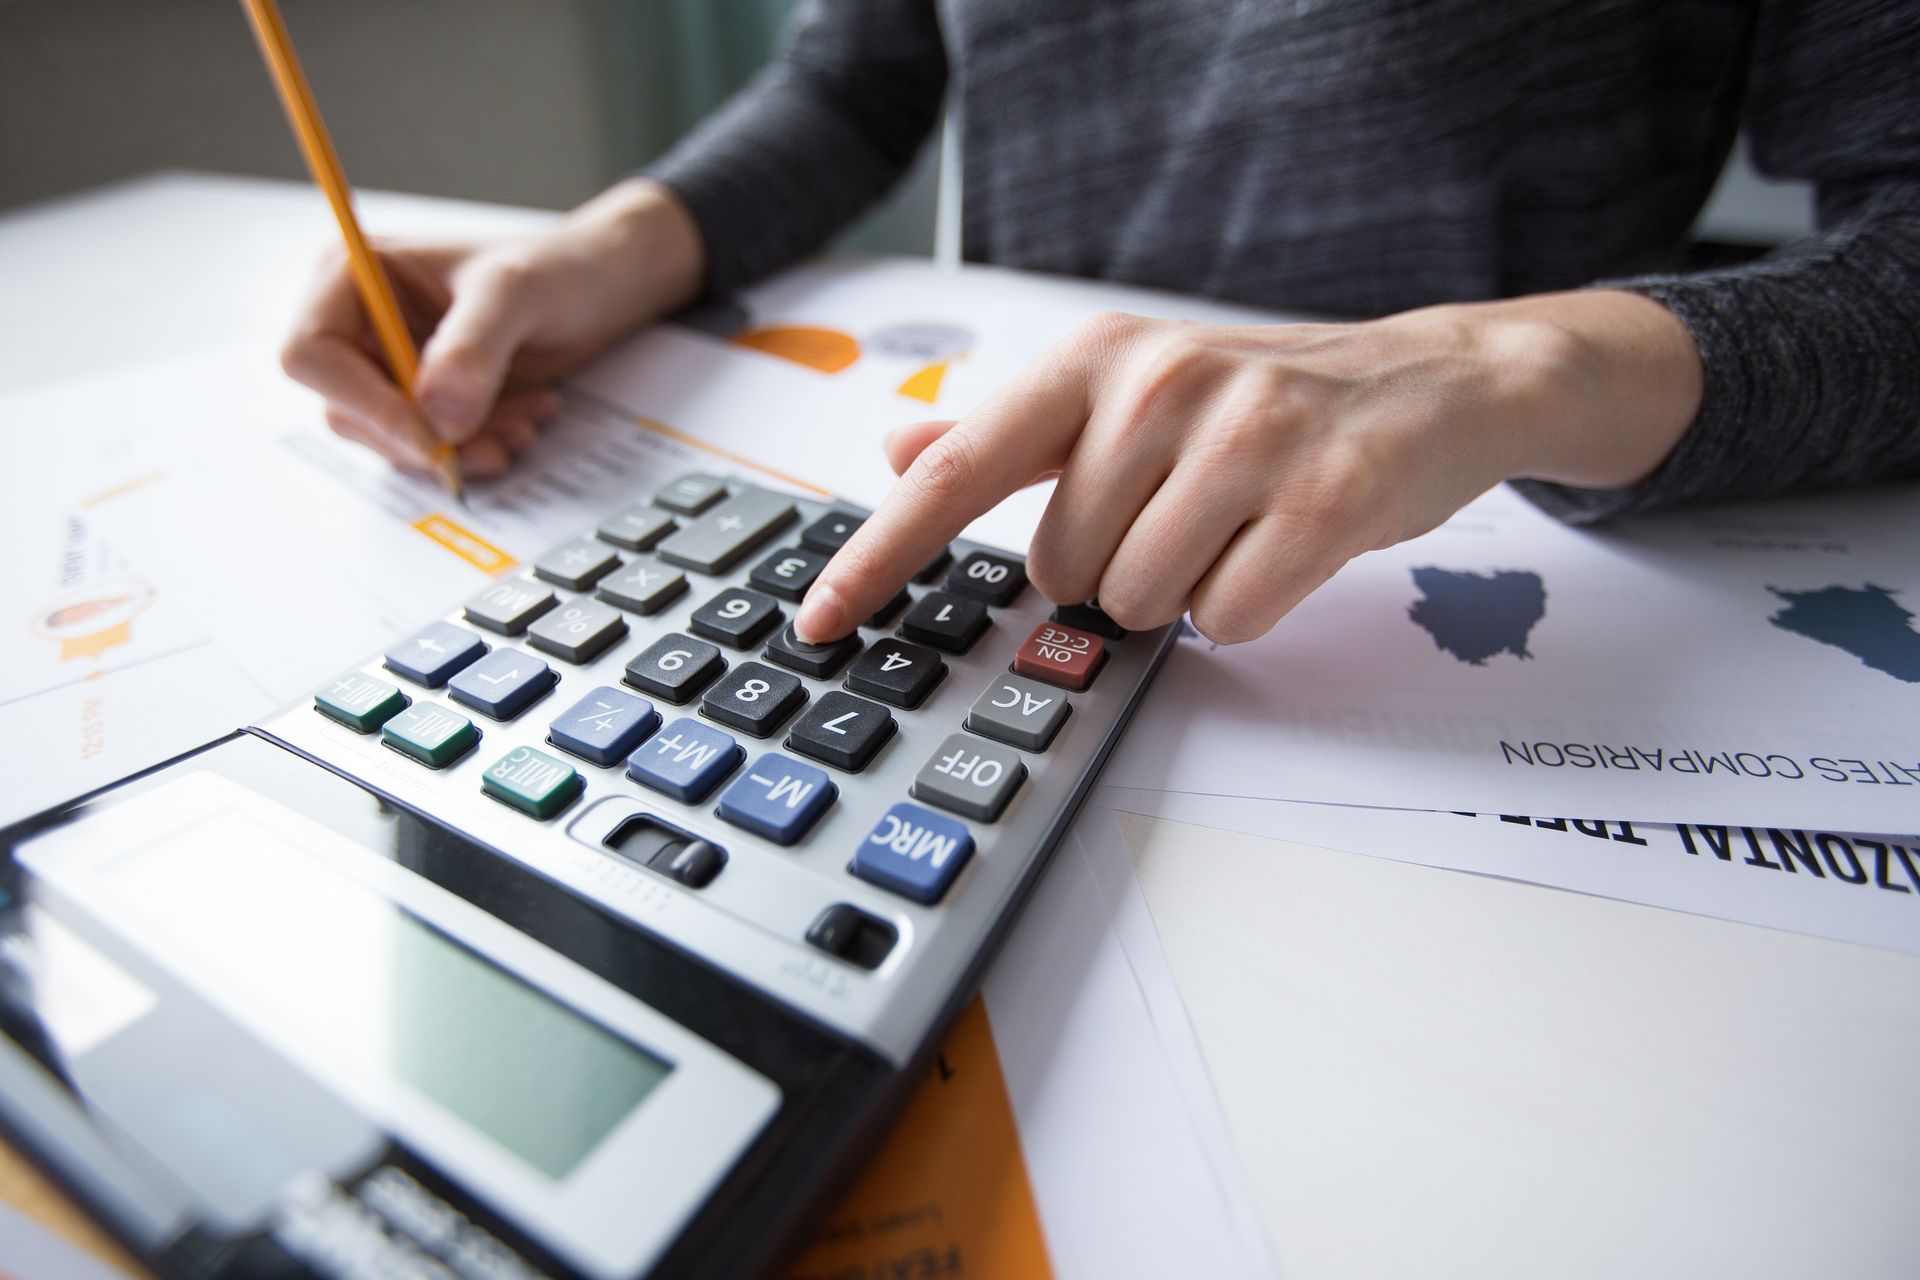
[849, 802, 975, 905]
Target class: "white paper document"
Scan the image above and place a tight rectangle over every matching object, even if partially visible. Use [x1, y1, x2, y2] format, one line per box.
[1100, 481, 1920, 833]
[1104, 786, 1920, 957]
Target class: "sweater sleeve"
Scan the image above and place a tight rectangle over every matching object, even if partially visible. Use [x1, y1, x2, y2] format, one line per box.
[1510, 0, 1920, 523]
[642, 0, 948, 299]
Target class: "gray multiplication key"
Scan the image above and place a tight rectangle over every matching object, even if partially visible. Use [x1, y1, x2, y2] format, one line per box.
[656, 491, 798, 574]
[910, 732, 1027, 822]
[966, 674, 1071, 751]
[463, 579, 558, 636]
[596, 557, 688, 614]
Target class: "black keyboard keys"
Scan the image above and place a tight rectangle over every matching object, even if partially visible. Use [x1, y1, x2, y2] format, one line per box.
[690, 587, 783, 648]
[947, 551, 1026, 605]
[625, 633, 725, 703]
[899, 591, 988, 654]
[701, 662, 806, 737]
[800, 511, 864, 553]
[864, 587, 911, 628]
[748, 546, 828, 602]
[764, 623, 861, 679]
[1051, 601, 1128, 639]
[845, 638, 945, 709]
[788, 691, 895, 771]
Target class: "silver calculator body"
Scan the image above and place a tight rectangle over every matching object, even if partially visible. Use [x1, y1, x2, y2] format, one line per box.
[0, 474, 1175, 1279]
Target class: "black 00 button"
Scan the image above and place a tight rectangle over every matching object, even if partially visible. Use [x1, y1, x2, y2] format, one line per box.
[946, 552, 1026, 605]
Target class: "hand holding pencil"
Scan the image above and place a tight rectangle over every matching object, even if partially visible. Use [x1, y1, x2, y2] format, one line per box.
[247, 0, 706, 485]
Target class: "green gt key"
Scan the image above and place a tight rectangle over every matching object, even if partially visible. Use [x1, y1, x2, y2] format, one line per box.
[481, 745, 583, 818]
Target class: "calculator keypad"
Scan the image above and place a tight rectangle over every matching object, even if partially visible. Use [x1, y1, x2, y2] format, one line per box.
[690, 587, 784, 649]
[534, 538, 623, 591]
[787, 691, 896, 772]
[911, 733, 1027, 821]
[384, 621, 487, 688]
[547, 686, 660, 765]
[625, 633, 725, 703]
[845, 639, 945, 709]
[527, 600, 628, 663]
[447, 650, 556, 720]
[701, 662, 807, 737]
[297, 470, 1177, 1044]
[716, 753, 836, 845]
[463, 580, 557, 636]
[596, 558, 688, 614]
[899, 591, 989, 654]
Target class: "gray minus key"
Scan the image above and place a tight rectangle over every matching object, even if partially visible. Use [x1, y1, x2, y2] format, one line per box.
[655, 490, 798, 574]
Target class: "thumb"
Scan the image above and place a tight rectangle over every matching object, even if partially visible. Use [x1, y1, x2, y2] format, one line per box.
[415, 267, 532, 444]
[883, 420, 959, 475]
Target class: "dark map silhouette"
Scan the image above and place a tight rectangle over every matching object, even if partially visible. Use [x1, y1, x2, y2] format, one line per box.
[1766, 583, 1920, 683]
[1407, 568, 1547, 666]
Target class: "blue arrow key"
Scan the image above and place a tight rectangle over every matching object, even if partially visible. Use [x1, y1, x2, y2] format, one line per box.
[446, 648, 557, 720]
[626, 717, 742, 802]
[547, 686, 660, 765]
[384, 621, 487, 687]
[716, 753, 836, 845]
[850, 803, 975, 905]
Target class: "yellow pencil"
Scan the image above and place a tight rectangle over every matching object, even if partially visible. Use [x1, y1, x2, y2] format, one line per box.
[239, 0, 464, 504]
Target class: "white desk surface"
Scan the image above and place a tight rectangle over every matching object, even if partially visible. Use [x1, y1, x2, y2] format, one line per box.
[4, 174, 1915, 1279]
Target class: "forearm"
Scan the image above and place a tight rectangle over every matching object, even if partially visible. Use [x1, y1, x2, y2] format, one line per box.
[557, 178, 707, 334]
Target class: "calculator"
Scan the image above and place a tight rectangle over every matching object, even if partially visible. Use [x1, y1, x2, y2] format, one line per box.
[0, 472, 1176, 1279]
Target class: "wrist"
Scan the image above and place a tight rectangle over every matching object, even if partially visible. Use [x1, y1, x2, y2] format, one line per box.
[560, 178, 707, 333]
[1446, 290, 1703, 491]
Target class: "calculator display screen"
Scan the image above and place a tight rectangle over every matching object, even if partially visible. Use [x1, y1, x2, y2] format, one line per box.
[103, 809, 674, 1181]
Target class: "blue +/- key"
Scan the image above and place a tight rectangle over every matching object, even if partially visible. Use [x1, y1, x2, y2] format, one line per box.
[446, 648, 557, 720]
[547, 686, 660, 765]
[716, 753, 836, 846]
[849, 802, 975, 905]
[626, 717, 742, 802]
[384, 621, 487, 687]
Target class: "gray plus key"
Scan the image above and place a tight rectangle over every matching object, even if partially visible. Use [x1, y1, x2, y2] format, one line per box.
[655, 490, 797, 574]
[911, 732, 1027, 822]
[966, 673, 1071, 751]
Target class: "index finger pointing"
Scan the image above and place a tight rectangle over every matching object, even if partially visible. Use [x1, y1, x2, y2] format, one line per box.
[794, 355, 1090, 642]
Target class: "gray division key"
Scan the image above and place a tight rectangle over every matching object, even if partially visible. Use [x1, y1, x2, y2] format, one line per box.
[596, 557, 688, 614]
[910, 732, 1027, 822]
[464, 579, 557, 636]
[656, 490, 798, 574]
[966, 673, 1071, 751]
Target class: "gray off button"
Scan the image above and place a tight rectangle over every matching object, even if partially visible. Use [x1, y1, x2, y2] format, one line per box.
[966, 674, 1070, 751]
[911, 732, 1027, 822]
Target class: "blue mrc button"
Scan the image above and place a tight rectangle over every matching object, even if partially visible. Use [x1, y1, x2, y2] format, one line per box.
[850, 802, 975, 905]
[716, 753, 836, 846]
[626, 717, 741, 802]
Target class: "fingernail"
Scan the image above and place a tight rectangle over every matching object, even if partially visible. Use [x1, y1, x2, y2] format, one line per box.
[419, 391, 480, 442]
[794, 582, 845, 644]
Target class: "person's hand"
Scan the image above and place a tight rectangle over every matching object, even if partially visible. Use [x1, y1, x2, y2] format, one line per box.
[281, 179, 704, 479]
[793, 290, 1701, 645]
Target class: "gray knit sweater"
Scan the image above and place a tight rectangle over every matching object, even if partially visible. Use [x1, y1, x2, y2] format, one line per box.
[648, 0, 1920, 520]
